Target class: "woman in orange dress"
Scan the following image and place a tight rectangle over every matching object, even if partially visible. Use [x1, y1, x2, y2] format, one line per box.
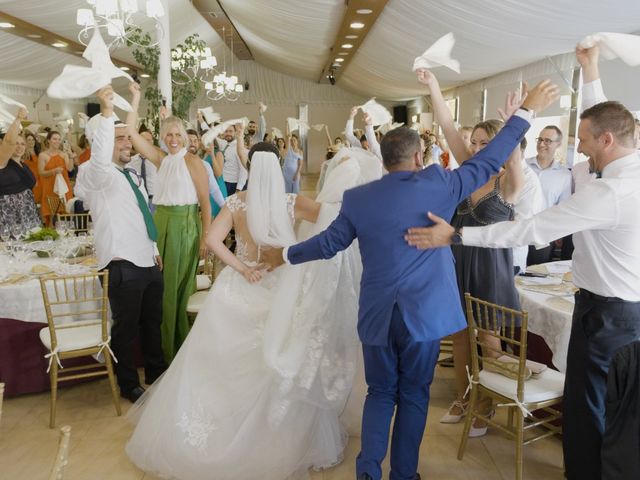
[23, 132, 42, 204]
[38, 130, 73, 225]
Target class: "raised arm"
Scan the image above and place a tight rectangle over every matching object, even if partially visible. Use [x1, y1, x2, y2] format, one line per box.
[417, 69, 470, 163]
[576, 45, 606, 111]
[0, 107, 27, 167]
[235, 123, 249, 168]
[344, 106, 361, 148]
[499, 147, 525, 204]
[126, 82, 166, 168]
[257, 103, 267, 143]
[324, 125, 332, 146]
[363, 113, 382, 160]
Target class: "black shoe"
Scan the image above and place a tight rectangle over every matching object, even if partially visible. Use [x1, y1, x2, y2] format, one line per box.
[357, 475, 373, 480]
[121, 386, 146, 403]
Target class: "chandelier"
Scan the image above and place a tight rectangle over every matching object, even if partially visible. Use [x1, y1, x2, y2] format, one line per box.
[204, 27, 244, 102]
[171, 44, 217, 85]
[76, 0, 166, 48]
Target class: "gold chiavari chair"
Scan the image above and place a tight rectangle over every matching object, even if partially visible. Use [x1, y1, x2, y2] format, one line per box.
[195, 251, 216, 291]
[458, 293, 565, 480]
[39, 272, 121, 428]
[48, 425, 71, 480]
[0, 382, 4, 425]
[56, 213, 92, 234]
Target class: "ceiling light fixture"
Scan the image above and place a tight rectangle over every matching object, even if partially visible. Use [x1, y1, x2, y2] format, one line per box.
[350, 22, 365, 29]
[203, 26, 244, 101]
[341, 43, 353, 48]
[339, 52, 348, 56]
[26, 34, 42, 38]
[335, 58, 344, 63]
[140, 73, 150, 78]
[345, 35, 358, 39]
[52, 42, 67, 48]
[120, 66, 130, 71]
[0, 22, 15, 28]
[76, 0, 166, 49]
[356, 9, 373, 14]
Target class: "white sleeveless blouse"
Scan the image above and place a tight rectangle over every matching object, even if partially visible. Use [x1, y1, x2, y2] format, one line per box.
[153, 148, 199, 206]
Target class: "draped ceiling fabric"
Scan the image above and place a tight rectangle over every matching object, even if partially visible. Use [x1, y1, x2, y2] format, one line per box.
[1, 0, 640, 101]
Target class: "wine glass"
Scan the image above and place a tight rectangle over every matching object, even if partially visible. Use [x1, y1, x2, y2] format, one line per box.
[55, 220, 65, 239]
[0, 225, 10, 243]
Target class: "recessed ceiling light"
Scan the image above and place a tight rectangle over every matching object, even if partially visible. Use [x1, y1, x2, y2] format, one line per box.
[350, 22, 365, 29]
[339, 52, 348, 56]
[345, 35, 358, 39]
[52, 42, 67, 48]
[0, 22, 15, 28]
[140, 73, 150, 78]
[120, 66, 130, 71]
[332, 64, 341, 68]
[341, 43, 353, 49]
[26, 34, 42, 39]
[335, 58, 345, 63]
[356, 9, 373, 14]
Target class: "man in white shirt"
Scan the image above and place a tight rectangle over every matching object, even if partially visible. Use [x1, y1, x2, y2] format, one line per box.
[129, 129, 157, 210]
[404, 46, 640, 480]
[246, 104, 267, 146]
[75, 86, 166, 403]
[217, 125, 247, 194]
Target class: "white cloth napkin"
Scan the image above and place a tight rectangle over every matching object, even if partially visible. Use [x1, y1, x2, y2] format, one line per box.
[0, 92, 26, 124]
[358, 99, 392, 127]
[201, 117, 249, 147]
[311, 124, 326, 132]
[47, 29, 133, 111]
[579, 32, 640, 66]
[287, 117, 308, 132]
[53, 174, 69, 199]
[271, 127, 284, 139]
[412, 32, 461, 74]
[198, 106, 220, 125]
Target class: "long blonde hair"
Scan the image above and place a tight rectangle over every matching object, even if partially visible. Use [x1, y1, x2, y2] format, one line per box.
[160, 116, 189, 149]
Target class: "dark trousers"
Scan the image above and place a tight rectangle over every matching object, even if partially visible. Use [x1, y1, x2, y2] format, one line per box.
[225, 182, 237, 195]
[105, 260, 167, 393]
[563, 290, 640, 480]
[356, 305, 440, 480]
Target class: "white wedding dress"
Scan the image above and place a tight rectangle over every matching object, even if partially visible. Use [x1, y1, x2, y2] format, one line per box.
[125, 149, 383, 480]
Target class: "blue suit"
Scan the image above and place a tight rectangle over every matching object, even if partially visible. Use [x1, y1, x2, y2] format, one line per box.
[288, 115, 530, 479]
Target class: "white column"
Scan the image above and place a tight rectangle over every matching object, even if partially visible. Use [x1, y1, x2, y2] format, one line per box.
[157, 0, 172, 112]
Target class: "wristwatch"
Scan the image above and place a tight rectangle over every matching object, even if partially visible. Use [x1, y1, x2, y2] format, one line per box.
[451, 228, 463, 246]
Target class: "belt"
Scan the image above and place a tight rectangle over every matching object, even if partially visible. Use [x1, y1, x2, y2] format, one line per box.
[579, 289, 626, 303]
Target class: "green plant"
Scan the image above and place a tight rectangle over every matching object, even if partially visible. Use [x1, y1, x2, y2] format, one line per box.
[126, 28, 206, 135]
[25, 227, 59, 242]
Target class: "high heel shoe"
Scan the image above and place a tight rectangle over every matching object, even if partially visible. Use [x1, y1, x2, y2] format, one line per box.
[468, 409, 496, 437]
[440, 399, 468, 424]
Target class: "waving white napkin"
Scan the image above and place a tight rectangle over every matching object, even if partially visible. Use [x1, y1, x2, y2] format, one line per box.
[53, 173, 69, 199]
[287, 117, 309, 132]
[201, 117, 249, 147]
[579, 32, 640, 66]
[47, 29, 133, 111]
[198, 106, 220, 125]
[0, 93, 26, 124]
[310, 124, 326, 132]
[271, 127, 284, 139]
[412, 32, 461, 74]
[358, 99, 392, 127]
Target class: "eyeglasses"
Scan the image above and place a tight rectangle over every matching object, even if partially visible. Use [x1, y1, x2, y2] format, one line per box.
[536, 137, 558, 145]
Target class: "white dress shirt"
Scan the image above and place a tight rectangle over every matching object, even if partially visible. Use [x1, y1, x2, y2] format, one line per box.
[463, 152, 640, 301]
[513, 160, 545, 272]
[218, 138, 248, 189]
[345, 119, 362, 148]
[571, 161, 596, 193]
[526, 157, 572, 208]
[201, 160, 225, 208]
[129, 153, 157, 197]
[75, 116, 157, 270]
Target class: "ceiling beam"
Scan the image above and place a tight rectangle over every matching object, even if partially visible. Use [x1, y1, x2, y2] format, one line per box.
[318, 0, 389, 84]
[0, 10, 139, 72]
[191, 0, 253, 60]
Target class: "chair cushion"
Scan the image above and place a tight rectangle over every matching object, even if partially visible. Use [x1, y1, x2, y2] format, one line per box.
[479, 367, 565, 404]
[186, 291, 209, 314]
[39, 320, 105, 353]
[196, 274, 212, 291]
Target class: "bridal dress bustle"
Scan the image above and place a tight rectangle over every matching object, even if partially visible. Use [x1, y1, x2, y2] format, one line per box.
[125, 149, 382, 480]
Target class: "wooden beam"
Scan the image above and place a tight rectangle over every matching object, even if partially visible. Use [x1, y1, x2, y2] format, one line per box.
[318, 0, 389, 84]
[191, 0, 253, 60]
[0, 10, 139, 72]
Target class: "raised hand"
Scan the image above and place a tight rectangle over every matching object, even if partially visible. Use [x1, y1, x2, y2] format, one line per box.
[416, 68, 440, 90]
[128, 81, 141, 99]
[521, 79, 560, 114]
[575, 43, 600, 69]
[17, 107, 28, 121]
[96, 85, 115, 114]
[404, 212, 455, 249]
[497, 83, 528, 121]
[363, 112, 373, 126]
[349, 106, 358, 120]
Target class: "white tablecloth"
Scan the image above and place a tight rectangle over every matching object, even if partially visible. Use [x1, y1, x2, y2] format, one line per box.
[516, 260, 575, 372]
[0, 247, 97, 324]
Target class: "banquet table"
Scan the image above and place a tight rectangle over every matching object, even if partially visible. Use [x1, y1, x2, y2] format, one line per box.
[515, 260, 575, 372]
[0, 239, 102, 396]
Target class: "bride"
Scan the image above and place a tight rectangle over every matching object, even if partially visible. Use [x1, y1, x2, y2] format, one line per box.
[125, 142, 383, 480]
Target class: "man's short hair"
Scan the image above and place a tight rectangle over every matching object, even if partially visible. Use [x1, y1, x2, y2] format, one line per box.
[380, 126, 420, 170]
[186, 129, 199, 137]
[580, 101, 635, 147]
[541, 125, 563, 143]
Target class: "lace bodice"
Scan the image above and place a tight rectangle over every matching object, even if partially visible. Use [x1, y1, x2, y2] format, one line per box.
[226, 193, 297, 263]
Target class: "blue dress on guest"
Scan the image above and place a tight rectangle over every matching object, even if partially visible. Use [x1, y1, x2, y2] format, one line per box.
[282, 149, 302, 194]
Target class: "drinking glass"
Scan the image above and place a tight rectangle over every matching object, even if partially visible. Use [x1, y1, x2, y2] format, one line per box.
[11, 224, 24, 241]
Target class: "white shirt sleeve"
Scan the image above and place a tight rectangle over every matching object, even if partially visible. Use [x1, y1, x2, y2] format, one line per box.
[582, 79, 607, 111]
[282, 246, 290, 264]
[364, 124, 382, 160]
[463, 180, 618, 248]
[345, 119, 361, 148]
[74, 115, 115, 196]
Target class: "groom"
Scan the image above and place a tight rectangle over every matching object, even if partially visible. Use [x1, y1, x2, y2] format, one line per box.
[266, 80, 558, 480]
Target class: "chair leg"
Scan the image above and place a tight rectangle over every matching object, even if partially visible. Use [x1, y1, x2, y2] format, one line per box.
[515, 411, 525, 480]
[104, 354, 122, 416]
[49, 362, 58, 429]
[508, 406, 514, 431]
[457, 385, 478, 460]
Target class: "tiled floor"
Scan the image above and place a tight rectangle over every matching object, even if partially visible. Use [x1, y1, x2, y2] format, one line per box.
[0, 363, 564, 480]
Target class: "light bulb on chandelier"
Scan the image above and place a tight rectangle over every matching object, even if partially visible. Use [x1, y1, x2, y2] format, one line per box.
[76, 0, 165, 48]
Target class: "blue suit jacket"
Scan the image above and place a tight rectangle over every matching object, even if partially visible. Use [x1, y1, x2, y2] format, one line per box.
[288, 115, 530, 346]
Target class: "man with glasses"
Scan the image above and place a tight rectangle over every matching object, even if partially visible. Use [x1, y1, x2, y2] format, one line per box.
[526, 125, 572, 264]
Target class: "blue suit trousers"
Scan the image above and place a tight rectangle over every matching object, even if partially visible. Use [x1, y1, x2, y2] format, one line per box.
[356, 304, 440, 480]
